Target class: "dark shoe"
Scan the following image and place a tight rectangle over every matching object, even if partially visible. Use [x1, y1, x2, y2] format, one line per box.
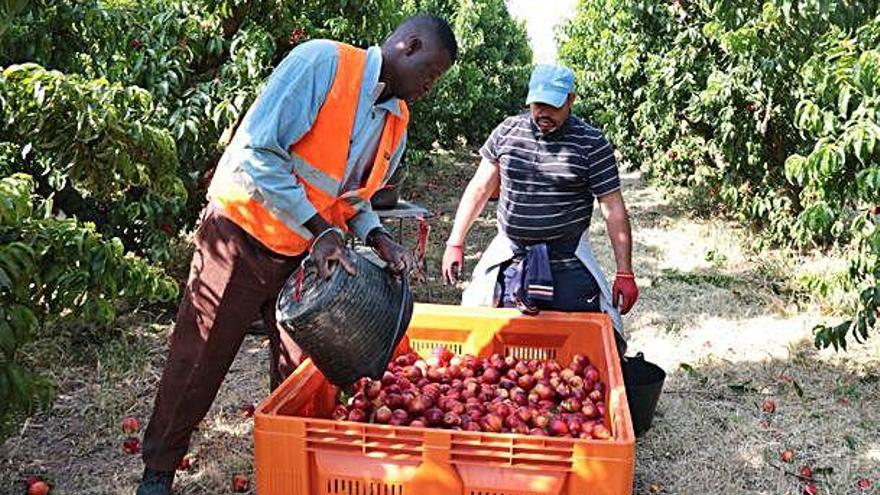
[136, 468, 174, 495]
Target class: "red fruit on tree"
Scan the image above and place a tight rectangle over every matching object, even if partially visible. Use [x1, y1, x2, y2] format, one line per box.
[122, 416, 140, 434]
[762, 399, 776, 413]
[289, 27, 305, 45]
[803, 482, 818, 495]
[856, 479, 871, 490]
[231, 473, 249, 492]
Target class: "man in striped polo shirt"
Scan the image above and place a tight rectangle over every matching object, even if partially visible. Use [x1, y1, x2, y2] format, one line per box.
[442, 64, 638, 345]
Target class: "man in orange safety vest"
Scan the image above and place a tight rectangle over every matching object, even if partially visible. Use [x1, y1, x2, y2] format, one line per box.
[137, 15, 457, 495]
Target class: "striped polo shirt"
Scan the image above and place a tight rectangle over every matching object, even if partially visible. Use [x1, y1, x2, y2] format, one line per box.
[480, 112, 620, 258]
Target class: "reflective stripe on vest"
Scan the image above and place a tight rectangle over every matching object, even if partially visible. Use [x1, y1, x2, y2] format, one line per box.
[209, 42, 409, 256]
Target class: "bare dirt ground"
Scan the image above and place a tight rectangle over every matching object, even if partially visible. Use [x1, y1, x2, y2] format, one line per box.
[1, 149, 877, 494]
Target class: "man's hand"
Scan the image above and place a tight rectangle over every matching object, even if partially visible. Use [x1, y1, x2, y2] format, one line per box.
[612, 272, 639, 314]
[442, 243, 463, 284]
[310, 229, 356, 279]
[369, 230, 414, 275]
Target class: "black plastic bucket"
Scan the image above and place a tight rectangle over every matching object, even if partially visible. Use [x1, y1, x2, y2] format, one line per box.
[276, 252, 413, 386]
[621, 352, 665, 436]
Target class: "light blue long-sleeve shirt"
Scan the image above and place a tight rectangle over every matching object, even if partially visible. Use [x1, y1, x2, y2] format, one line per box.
[212, 39, 407, 242]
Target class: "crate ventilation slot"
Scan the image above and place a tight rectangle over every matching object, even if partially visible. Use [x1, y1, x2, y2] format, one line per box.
[505, 345, 556, 360]
[324, 478, 403, 495]
[411, 339, 463, 356]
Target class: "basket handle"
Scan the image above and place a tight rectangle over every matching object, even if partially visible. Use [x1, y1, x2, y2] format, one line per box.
[292, 255, 311, 303]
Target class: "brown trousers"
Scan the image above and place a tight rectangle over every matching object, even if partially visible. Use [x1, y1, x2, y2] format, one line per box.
[142, 206, 305, 471]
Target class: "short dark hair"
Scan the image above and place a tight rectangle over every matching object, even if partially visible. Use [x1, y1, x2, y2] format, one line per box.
[394, 14, 458, 63]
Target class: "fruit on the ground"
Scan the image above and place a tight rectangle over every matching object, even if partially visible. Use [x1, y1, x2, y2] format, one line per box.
[781, 449, 795, 463]
[121, 416, 140, 434]
[799, 466, 812, 480]
[28, 480, 49, 495]
[803, 482, 818, 495]
[231, 473, 249, 492]
[332, 348, 611, 439]
[122, 437, 141, 455]
[762, 399, 776, 413]
[856, 478, 871, 490]
[241, 403, 255, 418]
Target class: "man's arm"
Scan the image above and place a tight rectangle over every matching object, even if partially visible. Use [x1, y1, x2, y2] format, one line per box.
[223, 41, 354, 277]
[597, 191, 632, 273]
[597, 190, 638, 314]
[226, 42, 337, 234]
[442, 157, 500, 283]
[355, 134, 416, 275]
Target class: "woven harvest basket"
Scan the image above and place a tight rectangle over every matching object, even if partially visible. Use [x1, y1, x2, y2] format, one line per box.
[276, 252, 413, 386]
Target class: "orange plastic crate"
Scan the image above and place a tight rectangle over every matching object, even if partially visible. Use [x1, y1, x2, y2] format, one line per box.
[254, 303, 635, 495]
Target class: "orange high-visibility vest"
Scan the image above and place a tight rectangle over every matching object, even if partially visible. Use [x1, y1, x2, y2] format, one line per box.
[208, 42, 409, 256]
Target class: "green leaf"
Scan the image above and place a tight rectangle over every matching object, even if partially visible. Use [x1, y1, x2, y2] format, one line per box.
[837, 85, 851, 118]
[791, 380, 803, 398]
[728, 380, 757, 393]
[813, 466, 835, 476]
[784, 154, 806, 185]
[0, 319, 16, 357]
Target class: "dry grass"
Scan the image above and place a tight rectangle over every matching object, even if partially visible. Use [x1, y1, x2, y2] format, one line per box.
[1, 149, 878, 494]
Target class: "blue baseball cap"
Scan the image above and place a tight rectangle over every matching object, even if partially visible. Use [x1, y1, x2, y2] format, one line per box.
[526, 64, 575, 108]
